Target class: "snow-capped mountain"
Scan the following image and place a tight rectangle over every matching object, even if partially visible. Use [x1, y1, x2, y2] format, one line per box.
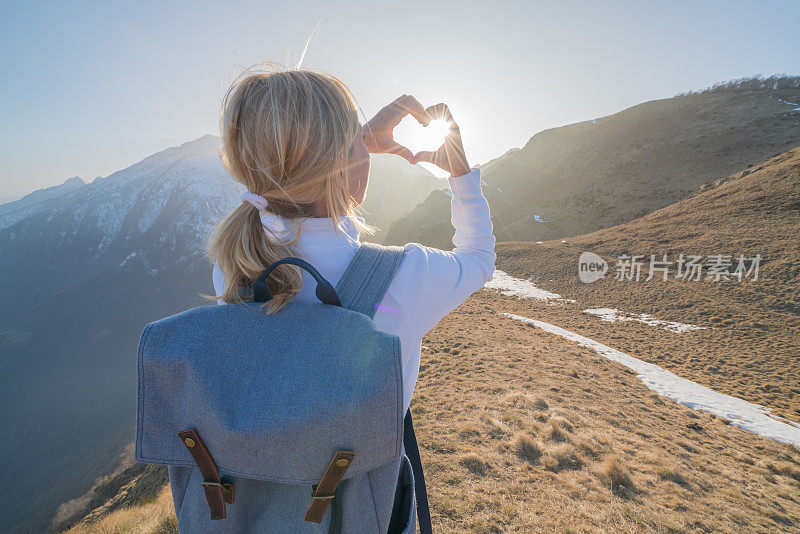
[0, 134, 441, 323]
[0, 175, 87, 228]
[0, 135, 242, 323]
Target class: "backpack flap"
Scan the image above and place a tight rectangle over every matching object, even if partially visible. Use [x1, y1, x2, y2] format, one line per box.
[135, 301, 404, 484]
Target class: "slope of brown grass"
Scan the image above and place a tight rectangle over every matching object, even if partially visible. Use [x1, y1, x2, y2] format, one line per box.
[63, 484, 176, 534]
[412, 292, 799, 532]
[496, 146, 800, 424]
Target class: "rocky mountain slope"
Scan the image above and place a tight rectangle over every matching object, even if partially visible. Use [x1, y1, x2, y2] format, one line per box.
[0, 135, 439, 534]
[359, 153, 446, 240]
[386, 76, 800, 248]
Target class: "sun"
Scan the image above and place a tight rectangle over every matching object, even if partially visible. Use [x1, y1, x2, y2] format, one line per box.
[393, 117, 451, 156]
[391, 117, 452, 177]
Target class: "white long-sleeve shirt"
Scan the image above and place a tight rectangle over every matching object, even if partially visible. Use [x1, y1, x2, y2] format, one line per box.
[212, 167, 496, 416]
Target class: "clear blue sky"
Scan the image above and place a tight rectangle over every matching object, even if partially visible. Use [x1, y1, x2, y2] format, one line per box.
[1, 0, 798, 197]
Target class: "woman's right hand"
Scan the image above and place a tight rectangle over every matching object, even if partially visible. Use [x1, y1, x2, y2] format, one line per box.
[414, 103, 471, 177]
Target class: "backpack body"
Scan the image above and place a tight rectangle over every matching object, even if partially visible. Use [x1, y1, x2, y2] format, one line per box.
[135, 244, 420, 533]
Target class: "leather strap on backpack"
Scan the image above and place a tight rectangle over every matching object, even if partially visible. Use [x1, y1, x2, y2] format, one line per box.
[178, 428, 235, 520]
[305, 450, 355, 523]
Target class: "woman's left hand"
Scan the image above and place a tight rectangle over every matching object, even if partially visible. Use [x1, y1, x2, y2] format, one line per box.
[363, 95, 431, 163]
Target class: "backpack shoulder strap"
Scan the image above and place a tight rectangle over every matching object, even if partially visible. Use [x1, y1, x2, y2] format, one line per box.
[335, 242, 404, 319]
[404, 409, 432, 534]
[338, 243, 433, 533]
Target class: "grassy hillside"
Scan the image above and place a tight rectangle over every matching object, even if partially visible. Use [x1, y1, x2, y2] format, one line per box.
[63, 485, 176, 534]
[495, 145, 800, 426]
[387, 78, 800, 248]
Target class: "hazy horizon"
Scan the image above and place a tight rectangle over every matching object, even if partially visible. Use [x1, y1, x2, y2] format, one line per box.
[2, 0, 799, 198]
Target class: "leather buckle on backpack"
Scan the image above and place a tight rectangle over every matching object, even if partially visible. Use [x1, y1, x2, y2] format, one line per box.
[201, 481, 235, 503]
[305, 450, 355, 523]
[178, 429, 235, 519]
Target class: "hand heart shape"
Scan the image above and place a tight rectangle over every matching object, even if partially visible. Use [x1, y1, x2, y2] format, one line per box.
[364, 95, 468, 176]
[362, 94, 438, 163]
[392, 117, 452, 156]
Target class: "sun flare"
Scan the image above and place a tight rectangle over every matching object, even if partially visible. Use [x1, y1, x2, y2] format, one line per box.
[393, 117, 451, 155]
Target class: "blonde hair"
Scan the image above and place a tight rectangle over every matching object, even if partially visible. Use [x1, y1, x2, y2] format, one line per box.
[207, 65, 371, 313]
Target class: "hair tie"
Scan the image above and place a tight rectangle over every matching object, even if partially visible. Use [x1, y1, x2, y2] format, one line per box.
[240, 191, 269, 211]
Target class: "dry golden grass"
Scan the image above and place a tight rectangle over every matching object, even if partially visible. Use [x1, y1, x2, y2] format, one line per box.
[63, 484, 176, 534]
[411, 291, 800, 532]
[512, 433, 543, 465]
[497, 147, 800, 425]
[597, 456, 634, 495]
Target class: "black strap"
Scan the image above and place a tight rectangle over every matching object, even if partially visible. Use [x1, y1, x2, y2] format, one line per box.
[404, 408, 432, 534]
[387, 468, 412, 533]
[328, 484, 343, 534]
[253, 257, 341, 306]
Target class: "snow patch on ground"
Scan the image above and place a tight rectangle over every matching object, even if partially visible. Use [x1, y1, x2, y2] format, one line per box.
[583, 308, 708, 333]
[504, 312, 800, 446]
[485, 271, 704, 331]
[486, 270, 575, 303]
[778, 98, 800, 111]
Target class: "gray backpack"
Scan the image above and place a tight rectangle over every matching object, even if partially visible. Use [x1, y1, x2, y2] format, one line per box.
[135, 243, 431, 533]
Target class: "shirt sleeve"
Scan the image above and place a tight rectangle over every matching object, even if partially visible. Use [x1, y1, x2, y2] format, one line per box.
[389, 167, 496, 336]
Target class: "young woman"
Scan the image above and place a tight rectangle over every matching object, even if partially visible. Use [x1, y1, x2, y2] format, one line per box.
[208, 67, 496, 420]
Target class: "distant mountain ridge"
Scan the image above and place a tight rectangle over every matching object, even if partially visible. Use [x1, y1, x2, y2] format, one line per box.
[0, 134, 240, 534]
[0, 175, 87, 228]
[386, 76, 800, 248]
[675, 73, 800, 96]
[0, 193, 24, 205]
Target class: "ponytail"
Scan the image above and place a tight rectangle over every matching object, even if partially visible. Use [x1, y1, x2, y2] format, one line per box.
[205, 64, 367, 313]
[206, 202, 301, 313]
